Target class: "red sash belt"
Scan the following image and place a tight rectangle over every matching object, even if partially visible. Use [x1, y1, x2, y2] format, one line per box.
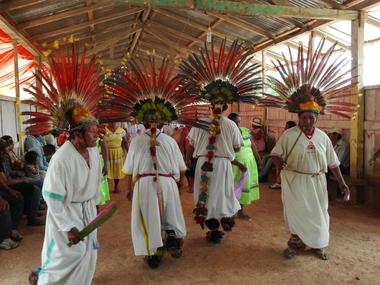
[138, 173, 174, 179]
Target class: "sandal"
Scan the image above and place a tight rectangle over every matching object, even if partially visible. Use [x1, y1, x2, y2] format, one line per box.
[287, 235, 305, 250]
[237, 211, 251, 221]
[28, 269, 40, 285]
[283, 247, 298, 259]
[312, 248, 329, 260]
[206, 230, 224, 244]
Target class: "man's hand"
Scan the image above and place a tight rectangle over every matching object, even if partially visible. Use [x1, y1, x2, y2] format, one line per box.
[67, 227, 83, 246]
[238, 164, 247, 173]
[339, 182, 350, 201]
[0, 197, 9, 211]
[102, 166, 108, 177]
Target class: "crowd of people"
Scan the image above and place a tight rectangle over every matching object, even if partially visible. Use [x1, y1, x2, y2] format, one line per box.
[0, 38, 355, 285]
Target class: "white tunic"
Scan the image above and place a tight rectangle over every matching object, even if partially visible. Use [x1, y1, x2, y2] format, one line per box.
[271, 126, 340, 249]
[123, 130, 187, 256]
[189, 116, 243, 220]
[38, 141, 101, 285]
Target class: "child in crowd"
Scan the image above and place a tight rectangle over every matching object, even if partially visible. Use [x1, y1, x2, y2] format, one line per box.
[23, 151, 45, 189]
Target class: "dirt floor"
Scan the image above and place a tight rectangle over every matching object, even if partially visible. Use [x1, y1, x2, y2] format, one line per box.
[1, 181, 380, 285]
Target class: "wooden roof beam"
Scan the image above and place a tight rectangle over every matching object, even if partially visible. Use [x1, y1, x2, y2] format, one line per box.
[0, 0, 46, 12]
[86, 0, 95, 53]
[316, 0, 346, 9]
[314, 29, 351, 49]
[88, 27, 141, 55]
[128, 1, 358, 20]
[208, 13, 275, 40]
[138, 42, 177, 58]
[33, 7, 143, 41]
[128, 5, 152, 57]
[187, 18, 223, 48]
[16, 1, 116, 30]
[155, 8, 234, 42]
[254, 19, 325, 51]
[57, 20, 137, 48]
[144, 27, 194, 55]
[146, 21, 203, 45]
[253, 0, 376, 53]
[264, 0, 305, 28]
[0, 13, 42, 57]
[367, 17, 380, 29]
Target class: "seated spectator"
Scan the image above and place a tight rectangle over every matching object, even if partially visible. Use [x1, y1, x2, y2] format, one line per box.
[44, 130, 59, 149]
[259, 120, 296, 188]
[43, 144, 56, 163]
[0, 139, 43, 226]
[0, 136, 25, 178]
[328, 128, 350, 175]
[251, 118, 266, 158]
[24, 150, 46, 188]
[0, 188, 24, 250]
[24, 135, 48, 171]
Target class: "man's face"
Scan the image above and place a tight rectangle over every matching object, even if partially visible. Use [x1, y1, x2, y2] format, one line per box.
[82, 125, 98, 147]
[299, 112, 317, 133]
[6, 141, 14, 152]
[128, 116, 136, 124]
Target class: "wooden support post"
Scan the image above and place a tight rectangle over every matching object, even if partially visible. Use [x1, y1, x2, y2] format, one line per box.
[12, 40, 23, 155]
[262, 50, 269, 133]
[350, 10, 365, 179]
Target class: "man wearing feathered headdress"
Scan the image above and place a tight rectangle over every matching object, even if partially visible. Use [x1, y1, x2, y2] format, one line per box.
[267, 39, 352, 261]
[103, 57, 198, 269]
[25, 47, 104, 285]
[179, 39, 262, 243]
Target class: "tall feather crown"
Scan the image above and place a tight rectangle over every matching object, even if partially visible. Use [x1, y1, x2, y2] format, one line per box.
[262, 38, 356, 118]
[101, 56, 208, 126]
[178, 39, 262, 105]
[22, 47, 103, 135]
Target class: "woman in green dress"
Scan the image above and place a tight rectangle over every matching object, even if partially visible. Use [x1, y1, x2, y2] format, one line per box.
[97, 129, 110, 205]
[228, 113, 262, 220]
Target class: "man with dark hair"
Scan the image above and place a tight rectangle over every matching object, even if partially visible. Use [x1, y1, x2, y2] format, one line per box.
[259, 120, 296, 188]
[34, 107, 101, 284]
[0, 153, 24, 249]
[42, 144, 56, 163]
[265, 39, 353, 261]
[124, 110, 187, 269]
[0, 139, 43, 226]
[328, 128, 350, 175]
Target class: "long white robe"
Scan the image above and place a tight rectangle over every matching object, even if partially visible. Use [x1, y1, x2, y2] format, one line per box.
[38, 141, 101, 285]
[123, 130, 187, 256]
[271, 126, 340, 249]
[189, 116, 243, 220]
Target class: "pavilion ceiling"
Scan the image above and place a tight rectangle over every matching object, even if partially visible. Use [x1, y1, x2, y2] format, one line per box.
[0, 0, 378, 71]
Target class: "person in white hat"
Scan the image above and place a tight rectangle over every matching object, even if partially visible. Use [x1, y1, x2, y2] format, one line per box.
[328, 128, 350, 175]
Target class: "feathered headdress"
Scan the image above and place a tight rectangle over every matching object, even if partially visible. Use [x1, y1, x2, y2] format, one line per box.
[101, 56, 208, 127]
[261, 38, 356, 118]
[22, 46, 103, 135]
[178, 39, 262, 105]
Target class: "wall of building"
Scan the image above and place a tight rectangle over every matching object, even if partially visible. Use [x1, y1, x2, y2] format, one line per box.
[0, 95, 34, 153]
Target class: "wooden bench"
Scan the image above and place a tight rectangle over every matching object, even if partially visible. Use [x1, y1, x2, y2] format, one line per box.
[327, 175, 366, 204]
